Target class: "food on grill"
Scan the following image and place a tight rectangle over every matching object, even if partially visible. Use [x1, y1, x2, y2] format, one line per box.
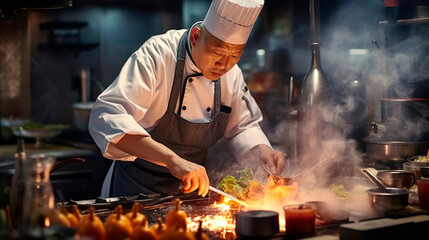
[104, 205, 133, 240]
[59, 202, 78, 227]
[218, 168, 299, 205]
[150, 217, 167, 236]
[125, 202, 146, 229]
[165, 198, 188, 231]
[158, 227, 194, 240]
[219, 174, 244, 197]
[130, 218, 157, 240]
[72, 205, 81, 221]
[331, 184, 349, 199]
[57, 209, 72, 228]
[218, 168, 255, 200]
[246, 180, 266, 201]
[77, 207, 107, 240]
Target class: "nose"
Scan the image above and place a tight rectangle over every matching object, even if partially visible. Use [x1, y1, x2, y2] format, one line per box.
[215, 55, 230, 70]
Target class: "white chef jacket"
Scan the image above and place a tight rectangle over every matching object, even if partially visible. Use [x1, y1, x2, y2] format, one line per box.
[89, 28, 271, 164]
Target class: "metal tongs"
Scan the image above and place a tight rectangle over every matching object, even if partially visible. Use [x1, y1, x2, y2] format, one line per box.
[260, 161, 292, 186]
[209, 186, 249, 207]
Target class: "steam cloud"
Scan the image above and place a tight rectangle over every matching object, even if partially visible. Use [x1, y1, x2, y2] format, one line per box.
[207, 0, 428, 218]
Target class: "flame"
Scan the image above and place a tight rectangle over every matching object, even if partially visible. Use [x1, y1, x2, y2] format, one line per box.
[187, 181, 299, 236]
[187, 200, 236, 239]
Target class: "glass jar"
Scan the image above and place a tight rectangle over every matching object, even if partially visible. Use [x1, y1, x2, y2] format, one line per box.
[418, 177, 429, 211]
[22, 154, 56, 229]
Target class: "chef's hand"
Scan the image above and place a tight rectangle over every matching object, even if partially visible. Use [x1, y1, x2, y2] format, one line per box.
[167, 158, 209, 197]
[251, 144, 286, 175]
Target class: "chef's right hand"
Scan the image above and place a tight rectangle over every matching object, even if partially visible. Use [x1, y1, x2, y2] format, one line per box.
[167, 158, 209, 197]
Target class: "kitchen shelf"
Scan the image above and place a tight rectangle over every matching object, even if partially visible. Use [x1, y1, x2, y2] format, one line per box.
[379, 17, 429, 26]
[40, 21, 88, 30]
[38, 21, 99, 54]
[38, 43, 99, 52]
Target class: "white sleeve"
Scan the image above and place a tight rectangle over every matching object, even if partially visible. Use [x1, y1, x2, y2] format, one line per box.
[224, 67, 271, 158]
[89, 43, 163, 161]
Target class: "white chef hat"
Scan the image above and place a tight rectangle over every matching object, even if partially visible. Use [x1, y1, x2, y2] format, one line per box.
[202, 0, 264, 45]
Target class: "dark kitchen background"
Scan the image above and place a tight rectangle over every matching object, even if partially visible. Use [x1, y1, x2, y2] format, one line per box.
[1, 0, 428, 201]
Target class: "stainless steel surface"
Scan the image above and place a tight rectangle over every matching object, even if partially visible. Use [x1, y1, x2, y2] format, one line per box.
[208, 186, 249, 207]
[293, 0, 334, 160]
[362, 169, 390, 193]
[364, 139, 429, 161]
[366, 188, 409, 214]
[376, 170, 416, 189]
[235, 210, 279, 238]
[296, 0, 333, 109]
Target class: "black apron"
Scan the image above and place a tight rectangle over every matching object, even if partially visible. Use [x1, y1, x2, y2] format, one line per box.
[111, 30, 230, 196]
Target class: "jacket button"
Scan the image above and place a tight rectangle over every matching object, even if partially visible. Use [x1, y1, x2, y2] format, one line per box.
[206, 107, 211, 112]
[189, 78, 193, 83]
[182, 106, 187, 110]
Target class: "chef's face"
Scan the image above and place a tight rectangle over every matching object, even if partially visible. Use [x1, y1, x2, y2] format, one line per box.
[190, 26, 245, 81]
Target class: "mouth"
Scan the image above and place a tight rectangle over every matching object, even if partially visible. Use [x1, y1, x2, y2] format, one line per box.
[211, 71, 222, 78]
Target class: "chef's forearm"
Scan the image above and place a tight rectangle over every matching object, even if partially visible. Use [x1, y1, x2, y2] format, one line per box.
[112, 134, 181, 168]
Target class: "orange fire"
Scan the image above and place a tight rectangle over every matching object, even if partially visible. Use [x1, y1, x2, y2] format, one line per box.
[187, 200, 237, 239]
[187, 179, 298, 236]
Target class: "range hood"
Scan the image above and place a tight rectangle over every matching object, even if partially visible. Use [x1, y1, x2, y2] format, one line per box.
[0, 0, 72, 20]
[0, 0, 72, 9]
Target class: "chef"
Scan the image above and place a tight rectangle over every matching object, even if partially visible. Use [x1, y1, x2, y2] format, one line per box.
[89, 0, 286, 198]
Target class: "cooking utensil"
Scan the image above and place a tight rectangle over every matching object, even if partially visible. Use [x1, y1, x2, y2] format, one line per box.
[260, 161, 291, 185]
[235, 210, 279, 238]
[50, 157, 85, 174]
[208, 186, 249, 207]
[366, 188, 409, 214]
[361, 169, 390, 193]
[376, 170, 415, 189]
[363, 139, 429, 162]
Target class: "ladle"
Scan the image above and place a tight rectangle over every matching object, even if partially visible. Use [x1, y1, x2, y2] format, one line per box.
[361, 169, 391, 193]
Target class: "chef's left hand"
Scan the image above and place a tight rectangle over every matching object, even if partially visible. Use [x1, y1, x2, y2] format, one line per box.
[251, 144, 286, 175]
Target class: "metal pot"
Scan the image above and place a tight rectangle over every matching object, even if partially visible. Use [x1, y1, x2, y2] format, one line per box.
[72, 102, 94, 132]
[367, 188, 409, 214]
[376, 170, 416, 189]
[235, 210, 279, 238]
[363, 138, 429, 161]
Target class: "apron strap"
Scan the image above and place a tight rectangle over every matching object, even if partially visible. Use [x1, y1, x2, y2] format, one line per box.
[167, 30, 188, 112]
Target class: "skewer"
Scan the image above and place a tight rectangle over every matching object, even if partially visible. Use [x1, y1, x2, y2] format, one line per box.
[209, 186, 249, 207]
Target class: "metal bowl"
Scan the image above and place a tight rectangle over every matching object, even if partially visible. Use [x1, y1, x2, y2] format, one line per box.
[366, 188, 409, 214]
[235, 210, 279, 238]
[376, 170, 416, 189]
[363, 139, 429, 162]
[404, 156, 429, 179]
